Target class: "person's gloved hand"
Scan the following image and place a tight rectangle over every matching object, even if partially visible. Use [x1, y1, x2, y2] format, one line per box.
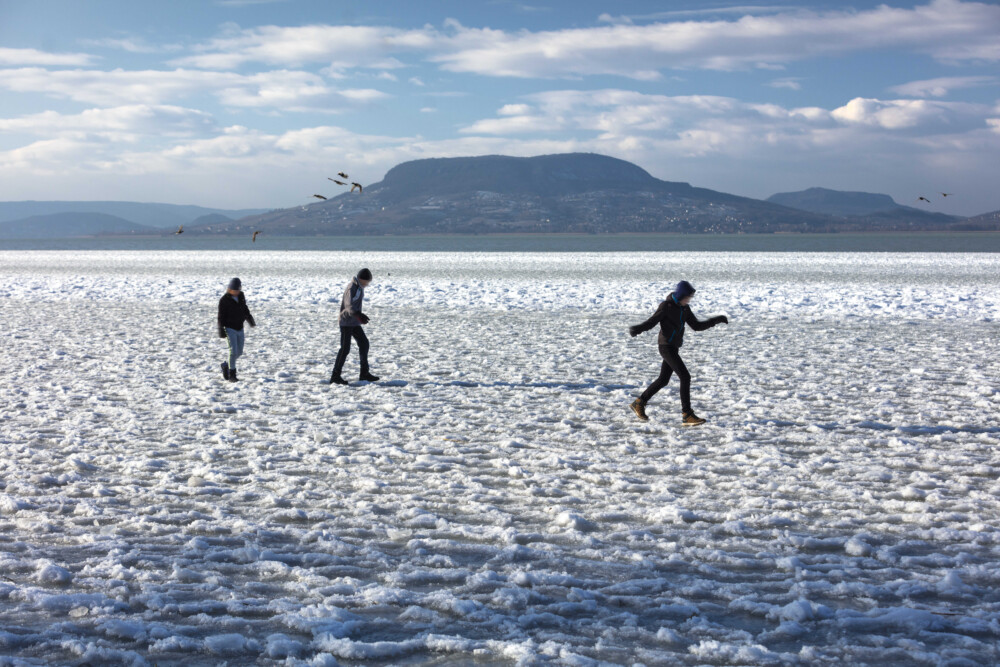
[718, 315, 728, 324]
[628, 325, 641, 337]
[359, 313, 370, 325]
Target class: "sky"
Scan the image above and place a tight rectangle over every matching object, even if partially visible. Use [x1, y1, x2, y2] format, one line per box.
[0, 0, 998, 216]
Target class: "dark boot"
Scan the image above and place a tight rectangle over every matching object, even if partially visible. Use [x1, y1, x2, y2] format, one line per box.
[359, 372, 380, 382]
[329, 373, 349, 385]
[228, 369, 239, 383]
[221, 362, 229, 380]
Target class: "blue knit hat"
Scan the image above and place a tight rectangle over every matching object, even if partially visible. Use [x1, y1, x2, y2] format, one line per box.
[673, 280, 695, 299]
[227, 277, 241, 290]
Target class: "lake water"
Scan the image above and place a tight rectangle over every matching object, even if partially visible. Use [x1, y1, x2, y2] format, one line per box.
[2, 231, 999, 252]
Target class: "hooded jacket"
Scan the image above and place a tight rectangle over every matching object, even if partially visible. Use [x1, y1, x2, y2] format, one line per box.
[630, 294, 723, 348]
[218, 292, 255, 337]
[339, 276, 365, 327]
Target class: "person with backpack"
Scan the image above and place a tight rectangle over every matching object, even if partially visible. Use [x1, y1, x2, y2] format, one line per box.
[330, 268, 379, 385]
[628, 280, 727, 425]
[217, 277, 256, 383]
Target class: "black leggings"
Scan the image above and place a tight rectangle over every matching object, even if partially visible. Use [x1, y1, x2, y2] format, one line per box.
[639, 345, 691, 412]
[333, 326, 369, 376]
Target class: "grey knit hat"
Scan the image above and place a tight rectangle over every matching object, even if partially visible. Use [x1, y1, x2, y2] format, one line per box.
[227, 277, 242, 290]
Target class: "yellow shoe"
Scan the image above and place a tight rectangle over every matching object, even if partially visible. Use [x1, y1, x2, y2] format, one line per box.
[682, 411, 706, 426]
[630, 399, 649, 422]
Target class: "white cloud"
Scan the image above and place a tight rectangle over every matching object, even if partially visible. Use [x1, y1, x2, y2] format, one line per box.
[434, 0, 1000, 78]
[0, 47, 95, 67]
[80, 37, 179, 54]
[0, 105, 217, 140]
[0, 67, 387, 111]
[598, 6, 797, 25]
[163, 2, 999, 80]
[769, 77, 802, 90]
[830, 97, 986, 130]
[171, 24, 435, 69]
[888, 75, 999, 98]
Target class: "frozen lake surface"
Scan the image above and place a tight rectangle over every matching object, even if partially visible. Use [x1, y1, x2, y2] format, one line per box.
[1, 250, 999, 666]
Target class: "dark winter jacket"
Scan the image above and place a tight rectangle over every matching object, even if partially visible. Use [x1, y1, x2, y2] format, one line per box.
[218, 292, 256, 337]
[630, 294, 723, 348]
[339, 277, 366, 327]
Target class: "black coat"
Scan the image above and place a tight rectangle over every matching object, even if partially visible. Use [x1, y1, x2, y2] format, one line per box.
[218, 292, 256, 337]
[630, 296, 722, 348]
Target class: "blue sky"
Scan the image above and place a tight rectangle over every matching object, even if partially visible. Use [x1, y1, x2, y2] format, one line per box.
[1, 0, 998, 215]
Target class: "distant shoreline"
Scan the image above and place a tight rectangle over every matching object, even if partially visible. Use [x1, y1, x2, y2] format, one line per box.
[3, 231, 1000, 253]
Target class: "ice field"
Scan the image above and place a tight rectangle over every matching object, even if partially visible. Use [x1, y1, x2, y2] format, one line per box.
[1, 249, 999, 666]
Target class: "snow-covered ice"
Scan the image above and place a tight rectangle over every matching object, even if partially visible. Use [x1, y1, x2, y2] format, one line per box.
[1, 250, 999, 666]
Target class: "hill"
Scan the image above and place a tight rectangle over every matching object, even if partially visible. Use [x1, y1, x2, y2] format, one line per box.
[950, 210, 1000, 231]
[192, 153, 837, 235]
[766, 187, 959, 227]
[0, 201, 269, 230]
[0, 212, 155, 239]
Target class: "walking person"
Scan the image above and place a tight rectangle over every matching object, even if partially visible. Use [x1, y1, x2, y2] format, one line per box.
[330, 268, 379, 385]
[628, 280, 727, 425]
[217, 277, 256, 382]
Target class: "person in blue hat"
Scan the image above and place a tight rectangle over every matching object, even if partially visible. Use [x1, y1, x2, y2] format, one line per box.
[217, 277, 256, 382]
[628, 280, 727, 425]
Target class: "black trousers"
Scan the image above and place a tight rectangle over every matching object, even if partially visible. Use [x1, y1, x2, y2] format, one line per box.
[639, 345, 691, 412]
[332, 326, 369, 376]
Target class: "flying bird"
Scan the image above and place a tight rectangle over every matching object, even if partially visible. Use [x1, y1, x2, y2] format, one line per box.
[328, 178, 347, 185]
[338, 172, 348, 179]
[940, 192, 953, 197]
[313, 194, 327, 200]
[252, 231, 261, 243]
[917, 196, 931, 203]
[351, 182, 363, 193]
[174, 225, 184, 234]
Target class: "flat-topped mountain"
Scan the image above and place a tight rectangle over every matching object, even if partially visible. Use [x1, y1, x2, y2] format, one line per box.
[767, 187, 959, 227]
[198, 153, 840, 235]
[0, 212, 154, 239]
[0, 201, 269, 230]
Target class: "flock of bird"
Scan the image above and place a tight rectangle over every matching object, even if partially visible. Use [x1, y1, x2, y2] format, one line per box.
[174, 224, 264, 243]
[314, 171, 363, 200]
[917, 192, 953, 204]
[172, 170, 362, 243]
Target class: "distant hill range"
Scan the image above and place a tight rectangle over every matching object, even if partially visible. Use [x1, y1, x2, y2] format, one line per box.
[951, 209, 1000, 231]
[192, 154, 973, 236]
[0, 212, 154, 239]
[2, 155, 989, 238]
[766, 187, 959, 228]
[0, 201, 268, 238]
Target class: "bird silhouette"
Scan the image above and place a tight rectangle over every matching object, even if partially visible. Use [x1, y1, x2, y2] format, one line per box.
[940, 192, 953, 197]
[252, 231, 261, 243]
[313, 194, 327, 200]
[328, 178, 347, 185]
[174, 225, 184, 234]
[917, 196, 931, 203]
[338, 172, 348, 179]
[351, 182, 363, 193]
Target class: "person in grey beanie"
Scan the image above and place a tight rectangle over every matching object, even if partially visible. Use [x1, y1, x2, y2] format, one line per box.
[330, 268, 379, 385]
[628, 280, 727, 425]
[217, 277, 256, 382]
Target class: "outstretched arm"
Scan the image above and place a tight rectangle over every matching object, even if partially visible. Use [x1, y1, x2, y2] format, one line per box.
[685, 308, 727, 331]
[217, 300, 226, 338]
[629, 301, 666, 337]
